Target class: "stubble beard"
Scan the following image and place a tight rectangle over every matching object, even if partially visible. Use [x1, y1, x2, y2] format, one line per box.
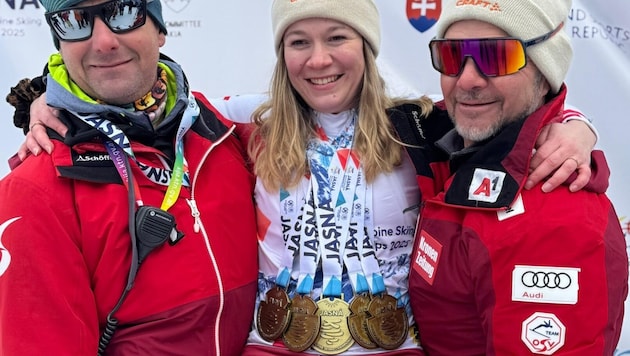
[453, 78, 547, 145]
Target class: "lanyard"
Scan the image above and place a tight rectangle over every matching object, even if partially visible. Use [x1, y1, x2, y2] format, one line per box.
[71, 91, 199, 210]
[160, 92, 199, 210]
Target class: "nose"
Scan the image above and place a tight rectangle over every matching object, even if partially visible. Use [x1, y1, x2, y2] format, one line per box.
[90, 17, 119, 51]
[306, 42, 333, 68]
[456, 57, 488, 90]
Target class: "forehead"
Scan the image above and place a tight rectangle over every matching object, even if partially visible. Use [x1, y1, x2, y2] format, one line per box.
[444, 20, 510, 39]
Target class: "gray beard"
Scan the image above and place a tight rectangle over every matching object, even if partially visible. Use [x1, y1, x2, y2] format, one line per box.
[454, 76, 547, 144]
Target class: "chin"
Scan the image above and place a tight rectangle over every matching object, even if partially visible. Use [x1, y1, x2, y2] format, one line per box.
[456, 125, 495, 143]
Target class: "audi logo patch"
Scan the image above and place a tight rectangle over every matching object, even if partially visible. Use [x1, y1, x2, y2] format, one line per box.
[512, 265, 580, 305]
[521, 271, 572, 289]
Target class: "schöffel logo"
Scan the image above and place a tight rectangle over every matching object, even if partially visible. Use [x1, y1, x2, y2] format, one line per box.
[163, 0, 191, 13]
[407, 0, 441, 33]
[512, 265, 580, 305]
[72, 152, 112, 166]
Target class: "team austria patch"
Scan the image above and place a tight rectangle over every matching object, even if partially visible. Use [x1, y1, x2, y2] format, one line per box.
[521, 312, 566, 355]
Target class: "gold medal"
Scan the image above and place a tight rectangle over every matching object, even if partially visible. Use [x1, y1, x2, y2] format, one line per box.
[348, 294, 377, 349]
[366, 294, 409, 350]
[282, 295, 320, 352]
[256, 285, 291, 341]
[313, 297, 354, 354]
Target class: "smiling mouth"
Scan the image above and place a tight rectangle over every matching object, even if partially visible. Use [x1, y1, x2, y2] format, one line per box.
[460, 100, 487, 105]
[309, 75, 341, 85]
[92, 59, 131, 69]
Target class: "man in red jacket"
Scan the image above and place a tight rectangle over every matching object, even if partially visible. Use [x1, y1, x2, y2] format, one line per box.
[0, 0, 258, 355]
[406, 0, 629, 355]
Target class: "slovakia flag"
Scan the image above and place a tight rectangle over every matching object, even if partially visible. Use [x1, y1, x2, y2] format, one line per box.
[407, 0, 441, 33]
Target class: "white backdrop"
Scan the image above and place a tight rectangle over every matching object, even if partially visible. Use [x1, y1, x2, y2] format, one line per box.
[1, 0, 629, 352]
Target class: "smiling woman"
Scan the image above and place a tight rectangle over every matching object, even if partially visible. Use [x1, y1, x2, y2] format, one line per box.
[282, 18, 366, 114]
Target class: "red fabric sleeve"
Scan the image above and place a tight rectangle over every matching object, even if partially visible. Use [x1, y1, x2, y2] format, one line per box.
[0, 157, 100, 355]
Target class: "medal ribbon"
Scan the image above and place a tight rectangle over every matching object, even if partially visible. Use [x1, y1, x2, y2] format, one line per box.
[280, 111, 386, 299]
[307, 116, 355, 298]
[357, 181, 386, 295]
[335, 151, 365, 294]
[276, 179, 308, 288]
[296, 188, 320, 295]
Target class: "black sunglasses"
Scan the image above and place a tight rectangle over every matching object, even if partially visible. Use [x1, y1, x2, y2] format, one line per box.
[45, 0, 150, 42]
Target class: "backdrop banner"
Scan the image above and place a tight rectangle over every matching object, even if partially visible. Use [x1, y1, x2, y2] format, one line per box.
[0, 0, 628, 352]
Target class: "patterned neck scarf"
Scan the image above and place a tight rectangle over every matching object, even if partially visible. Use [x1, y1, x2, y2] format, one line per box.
[133, 67, 168, 126]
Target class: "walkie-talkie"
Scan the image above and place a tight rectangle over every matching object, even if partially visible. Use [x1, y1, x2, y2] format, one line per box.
[135, 206, 184, 264]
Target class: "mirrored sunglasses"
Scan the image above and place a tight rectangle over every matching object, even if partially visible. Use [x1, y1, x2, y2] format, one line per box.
[45, 0, 149, 42]
[429, 22, 565, 77]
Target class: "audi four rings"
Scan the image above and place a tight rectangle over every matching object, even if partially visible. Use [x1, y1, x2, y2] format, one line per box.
[521, 271, 572, 289]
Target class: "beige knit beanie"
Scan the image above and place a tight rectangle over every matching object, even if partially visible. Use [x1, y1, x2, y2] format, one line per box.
[271, 0, 381, 56]
[436, 0, 573, 94]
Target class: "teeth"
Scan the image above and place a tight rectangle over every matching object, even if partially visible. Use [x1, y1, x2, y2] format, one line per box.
[310, 76, 338, 85]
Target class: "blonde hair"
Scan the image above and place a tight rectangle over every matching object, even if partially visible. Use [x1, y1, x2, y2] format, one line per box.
[250, 40, 433, 192]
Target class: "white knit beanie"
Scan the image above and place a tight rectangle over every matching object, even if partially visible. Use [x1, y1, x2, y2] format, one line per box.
[436, 0, 573, 94]
[271, 0, 381, 56]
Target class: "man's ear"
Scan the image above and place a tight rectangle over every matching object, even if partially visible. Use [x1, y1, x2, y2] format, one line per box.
[158, 32, 166, 48]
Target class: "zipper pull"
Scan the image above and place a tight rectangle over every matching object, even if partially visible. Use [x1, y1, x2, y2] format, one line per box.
[186, 198, 201, 233]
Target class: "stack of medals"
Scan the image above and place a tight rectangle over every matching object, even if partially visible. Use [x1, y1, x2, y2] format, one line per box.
[256, 115, 409, 354]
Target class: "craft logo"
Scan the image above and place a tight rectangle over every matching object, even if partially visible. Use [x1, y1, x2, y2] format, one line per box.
[163, 0, 191, 13]
[407, 0, 441, 33]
